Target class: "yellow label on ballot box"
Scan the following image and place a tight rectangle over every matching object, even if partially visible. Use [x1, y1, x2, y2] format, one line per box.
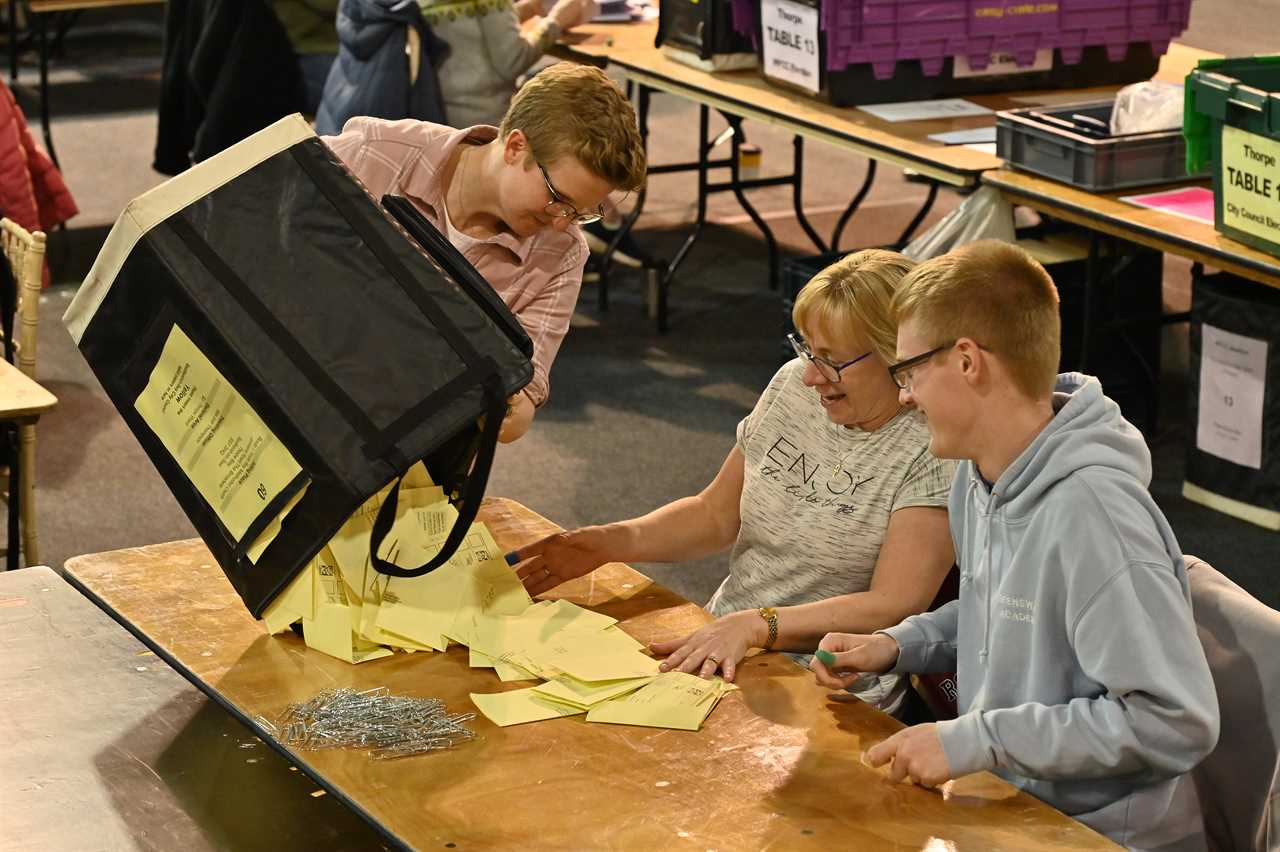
[134, 325, 302, 542]
[1221, 125, 1280, 246]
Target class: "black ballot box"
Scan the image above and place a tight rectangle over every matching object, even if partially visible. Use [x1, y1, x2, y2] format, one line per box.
[64, 114, 533, 616]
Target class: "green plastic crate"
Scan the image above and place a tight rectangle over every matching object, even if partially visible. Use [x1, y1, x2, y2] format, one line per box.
[1185, 55, 1280, 257]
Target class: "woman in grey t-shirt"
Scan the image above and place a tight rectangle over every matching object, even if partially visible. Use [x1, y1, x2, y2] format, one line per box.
[513, 249, 956, 716]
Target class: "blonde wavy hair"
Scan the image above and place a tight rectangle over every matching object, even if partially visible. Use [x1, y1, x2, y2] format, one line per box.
[500, 63, 647, 192]
[792, 249, 917, 364]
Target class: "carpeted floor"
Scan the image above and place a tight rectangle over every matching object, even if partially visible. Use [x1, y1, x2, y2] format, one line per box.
[18, 4, 1280, 612]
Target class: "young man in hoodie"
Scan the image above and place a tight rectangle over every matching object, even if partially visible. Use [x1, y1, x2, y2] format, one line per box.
[810, 240, 1220, 850]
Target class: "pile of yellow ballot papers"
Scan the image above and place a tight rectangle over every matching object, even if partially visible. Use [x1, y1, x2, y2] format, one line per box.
[259, 465, 735, 731]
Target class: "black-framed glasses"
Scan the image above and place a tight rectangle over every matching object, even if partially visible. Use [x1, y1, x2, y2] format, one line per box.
[788, 333, 872, 383]
[888, 341, 957, 391]
[538, 162, 605, 225]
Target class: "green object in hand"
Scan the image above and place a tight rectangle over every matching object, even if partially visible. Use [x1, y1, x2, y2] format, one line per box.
[814, 649, 837, 667]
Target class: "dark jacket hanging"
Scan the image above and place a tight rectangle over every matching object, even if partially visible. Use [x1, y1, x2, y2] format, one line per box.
[154, 0, 307, 175]
[315, 0, 448, 136]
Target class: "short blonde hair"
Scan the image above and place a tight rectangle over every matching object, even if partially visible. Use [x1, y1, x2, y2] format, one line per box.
[500, 63, 646, 192]
[892, 240, 1061, 398]
[792, 249, 917, 364]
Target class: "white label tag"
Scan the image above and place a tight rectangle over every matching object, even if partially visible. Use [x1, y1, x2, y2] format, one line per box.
[761, 0, 820, 94]
[1221, 125, 1280, 246]
[1197, 323, 1268, 470]
[953, 48, 1053, 78]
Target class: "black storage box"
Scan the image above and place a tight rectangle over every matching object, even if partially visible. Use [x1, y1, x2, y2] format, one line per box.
[997, 99, 1199, 191]
[1185, 267, 1280, 529]
[64, 114, 534, 615]
[823, 44, 1159, 108]
[657, 0, 755, 61]
[741, 0, 1159, 108]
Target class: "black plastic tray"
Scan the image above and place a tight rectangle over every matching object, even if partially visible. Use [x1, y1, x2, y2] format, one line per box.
[997, 99, 1197, 191]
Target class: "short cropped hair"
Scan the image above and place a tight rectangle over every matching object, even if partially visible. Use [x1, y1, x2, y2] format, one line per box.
[892, 240, 1061, 398]
[500, 63, 647, 192]
[792, 249, 917, 365]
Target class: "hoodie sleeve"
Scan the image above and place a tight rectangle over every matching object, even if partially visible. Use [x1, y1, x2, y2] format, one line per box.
[937, 561, 1220, 781]
[879, 599, 959, 675]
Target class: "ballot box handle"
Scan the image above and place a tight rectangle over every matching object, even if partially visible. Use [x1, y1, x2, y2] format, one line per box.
[366, 371, 506, 578]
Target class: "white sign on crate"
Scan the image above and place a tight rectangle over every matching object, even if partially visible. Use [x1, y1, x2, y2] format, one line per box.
[761, 0, 820, 94]
[1197, 322, 1268, 470]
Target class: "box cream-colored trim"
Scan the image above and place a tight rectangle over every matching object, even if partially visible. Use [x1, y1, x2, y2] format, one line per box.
[63, 114, 316, 343]
[1183, 481, 1280, 531]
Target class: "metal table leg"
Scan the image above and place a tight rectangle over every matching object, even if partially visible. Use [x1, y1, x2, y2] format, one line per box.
[829, 161, 877, 254]
[895, 180, 940, 246]
[6, 424, 18, 571]
[37, 10, 58, 168]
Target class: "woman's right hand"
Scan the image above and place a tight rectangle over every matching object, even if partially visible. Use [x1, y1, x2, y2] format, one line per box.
[548, 0, 596, 30]
[810, 632, 900, 690]
[512, 526, 614, 596]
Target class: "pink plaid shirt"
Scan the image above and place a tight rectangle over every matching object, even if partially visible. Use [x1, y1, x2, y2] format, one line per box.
[322, 117, 587, 408]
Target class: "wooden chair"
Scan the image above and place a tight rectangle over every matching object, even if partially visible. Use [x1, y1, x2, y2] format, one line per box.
[0, 218, 52, 569]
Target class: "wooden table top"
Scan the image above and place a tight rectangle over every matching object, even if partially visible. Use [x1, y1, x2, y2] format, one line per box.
[0, 566, 382, 849]
[63, 497, 1116, 850]
[555, 24, 1212, 188]
[984, 168, 1280, 290]
[0, 356, 56, 419]
[27, 0, 163, 12]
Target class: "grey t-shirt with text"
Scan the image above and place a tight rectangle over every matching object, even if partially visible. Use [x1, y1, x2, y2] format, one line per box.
[709, 359, 955, 617]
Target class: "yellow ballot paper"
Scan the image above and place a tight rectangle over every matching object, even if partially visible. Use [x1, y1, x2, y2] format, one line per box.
[471, 687, 585, 727]
[260, 553, 318, 633]
[373, 486, 457, 567]
[586, 672, 736, 731]
[512, 625, 654, 681]
[532, 674, 655, 710]
[303, 548, 392, 664]
[246, 484, 309, 564]
[134, 325, 302, 541]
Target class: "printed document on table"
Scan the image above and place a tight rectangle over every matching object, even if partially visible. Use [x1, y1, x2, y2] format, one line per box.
[860, 99, 993, 123]
[134, 324, 301, 541]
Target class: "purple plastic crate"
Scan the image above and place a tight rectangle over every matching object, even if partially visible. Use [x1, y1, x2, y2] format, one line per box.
[737, 0, 1192, 81]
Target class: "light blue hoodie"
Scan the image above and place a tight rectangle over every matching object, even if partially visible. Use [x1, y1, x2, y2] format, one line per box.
[883, 374, 1220, 850]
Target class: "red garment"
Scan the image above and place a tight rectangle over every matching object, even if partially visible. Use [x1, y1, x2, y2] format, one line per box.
[0, 79, 77, 238]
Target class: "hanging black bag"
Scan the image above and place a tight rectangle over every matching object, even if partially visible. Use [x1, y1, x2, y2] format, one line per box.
[65, 114, 532, 616]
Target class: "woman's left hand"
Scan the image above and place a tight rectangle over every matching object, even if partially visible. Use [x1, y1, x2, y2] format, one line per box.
[648, 611, 764, 683]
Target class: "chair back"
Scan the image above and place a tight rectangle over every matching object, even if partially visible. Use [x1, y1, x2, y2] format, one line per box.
[1186, 555, 1280, 852]
[0, 219, 46, 379]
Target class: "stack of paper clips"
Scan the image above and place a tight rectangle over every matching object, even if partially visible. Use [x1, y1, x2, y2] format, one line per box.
[264, 687, 476, 759]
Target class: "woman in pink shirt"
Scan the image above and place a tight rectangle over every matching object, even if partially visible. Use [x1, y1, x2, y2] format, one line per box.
[323, 63, 646, 441]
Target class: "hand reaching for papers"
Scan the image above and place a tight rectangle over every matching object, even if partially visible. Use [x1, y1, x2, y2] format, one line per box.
[513, 526, 614, 595]
[809, 632, 899, 690]
[649, 610, 762, 683]
[865, 723, 954, 788]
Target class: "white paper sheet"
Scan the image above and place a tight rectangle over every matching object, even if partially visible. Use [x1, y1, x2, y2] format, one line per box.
[859, 99, 993, 123]
[760, 0, 820, 94]
[927, 127, 998, 145]
[1197, 323, 1268, 469]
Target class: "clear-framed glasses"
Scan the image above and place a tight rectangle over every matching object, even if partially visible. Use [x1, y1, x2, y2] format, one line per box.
[888, 341, 971, 390]
[788, 333, 873, 383]
[538, 162, 605, 225]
